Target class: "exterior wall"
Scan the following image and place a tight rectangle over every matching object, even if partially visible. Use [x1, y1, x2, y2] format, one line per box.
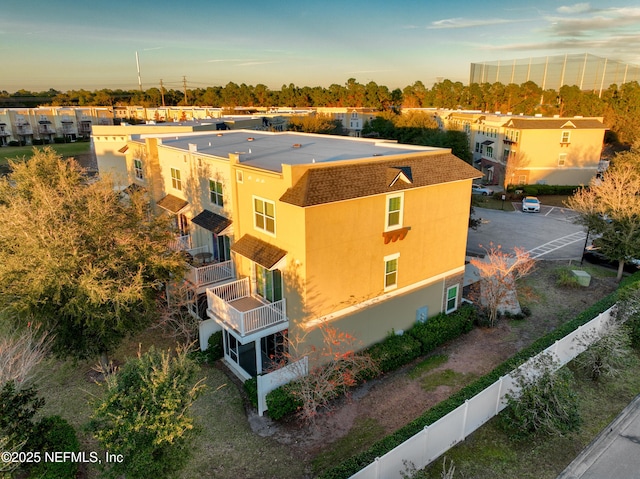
[299, 278, 452, 358]
[124, 138, 233, 252]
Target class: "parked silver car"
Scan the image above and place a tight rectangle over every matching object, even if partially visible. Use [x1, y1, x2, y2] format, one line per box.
[522, 196, 541, 212]
[472, 184, 494, 196]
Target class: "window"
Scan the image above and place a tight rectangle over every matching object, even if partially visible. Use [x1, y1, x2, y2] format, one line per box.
[486, 146, 493, 158]
[212, 234, 231, 262]
[209, 179, 224, 207]
[385, 193, 403, 231]
[254, 197, 275, 234]
[255, 265, 282, 303]
[170, 168, 182, 191]
[561, 131, 571, 144]
[558, 153, 567, 167]
[446, 284, 459, 313]
[384, 253, 399, 291]
[475, 142, 479, 153]
[133, 159, 143, 180]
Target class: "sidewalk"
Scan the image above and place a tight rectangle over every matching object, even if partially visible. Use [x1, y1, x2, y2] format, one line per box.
[557, 394, 640, 479]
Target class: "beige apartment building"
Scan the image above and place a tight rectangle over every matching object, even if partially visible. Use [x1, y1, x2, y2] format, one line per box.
[117, 130, 480, 379]
[436, 110, 607, 187]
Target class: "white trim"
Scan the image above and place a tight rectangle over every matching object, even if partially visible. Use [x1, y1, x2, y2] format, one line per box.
[445, 284, 459, 313]
[384, 192, 404, 232]
[302, 265, 465, 331]
[383, 253, 400, 292]
[252, 195, 276, 236]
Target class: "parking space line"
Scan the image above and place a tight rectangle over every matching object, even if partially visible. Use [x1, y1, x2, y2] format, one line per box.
[526, 231, 587, 259]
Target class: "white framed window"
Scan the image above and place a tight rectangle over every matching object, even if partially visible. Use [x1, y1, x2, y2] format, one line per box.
[486, 146, 493, 158]
[253, 197, 275, 235]
[170, 168, 182, 191]
[385, 193, 404, 231]
[384, 253, 400, 291]
[446, 284, 459, 313]
[561, 131, 571, 144]
[209, 179, 224, 207]
[133, 158, 143, 180]
[558, 153, 567, 167]
[255, 265, 283, 303]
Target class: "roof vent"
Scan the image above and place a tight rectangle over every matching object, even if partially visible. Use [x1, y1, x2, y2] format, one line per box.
[292, 143, 302, 148]
[217, 133, 223, 137]
[247, 137, 254, 141]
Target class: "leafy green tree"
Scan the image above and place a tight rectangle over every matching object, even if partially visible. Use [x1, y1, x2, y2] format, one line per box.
[566, 150, 640, 281]
[502, 354, 581, 439]
[0, 148, 186, 362]
[286, 114, 343, 134]
[90, 347, 205, 479]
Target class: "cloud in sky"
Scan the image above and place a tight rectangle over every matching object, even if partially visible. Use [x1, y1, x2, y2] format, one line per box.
[427, 17, 523, 29]
[557, 3, 592, 14]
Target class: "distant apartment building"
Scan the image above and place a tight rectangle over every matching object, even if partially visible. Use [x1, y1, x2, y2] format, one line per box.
[436, 110, 607, 187]
[0, 107, 113, 146]
[315, 107, 379, 137]
[117, 130, 480, 379]
[470, 53, 640, 96]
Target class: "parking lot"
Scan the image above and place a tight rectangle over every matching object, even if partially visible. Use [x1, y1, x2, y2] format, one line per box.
[467, 205, 587, 261]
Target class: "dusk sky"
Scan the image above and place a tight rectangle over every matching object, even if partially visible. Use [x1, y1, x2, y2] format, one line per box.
[3, 0, 640, 92]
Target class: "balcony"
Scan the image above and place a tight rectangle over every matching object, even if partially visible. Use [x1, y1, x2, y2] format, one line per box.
[169, 234, 191, 251]
[185, 259, 234, 288]
[207, 278, 287, 337]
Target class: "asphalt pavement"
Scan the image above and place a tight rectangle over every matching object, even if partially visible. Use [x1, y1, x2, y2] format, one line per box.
[467, 206, 640, 479]
[556, 394, 640, 479]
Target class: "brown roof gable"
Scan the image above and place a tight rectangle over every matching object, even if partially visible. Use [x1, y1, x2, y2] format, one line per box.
[156, 194, 189, 213]
[504, 118, 605, 130]
[280, 153, 481, 207]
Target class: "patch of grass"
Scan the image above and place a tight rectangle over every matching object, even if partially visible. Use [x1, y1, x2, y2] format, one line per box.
[408, 354, 449, 379]
[517, 282, 545, 309]
[555, 266, 582, 288]
[420, 369, 479, 393]
[312, 418, 385, 474]
[472, 196, 515, 211]
[412, 353, 640, 479]
[0, 143, 91, 164]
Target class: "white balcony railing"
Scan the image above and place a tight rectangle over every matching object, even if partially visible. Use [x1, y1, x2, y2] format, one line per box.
[206, 278, 287, 337]
[185, 260, 234, 287]
[169, 234, 191, 251]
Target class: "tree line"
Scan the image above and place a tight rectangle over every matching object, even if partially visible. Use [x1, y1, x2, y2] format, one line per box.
[2, 78, 640, 144]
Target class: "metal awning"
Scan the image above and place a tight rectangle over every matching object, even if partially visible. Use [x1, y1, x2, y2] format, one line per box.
[481, 140, 494, 145]
[231, 234, 287, 270]
[156, 194, 188, 213]
[191, 209, 232, 235]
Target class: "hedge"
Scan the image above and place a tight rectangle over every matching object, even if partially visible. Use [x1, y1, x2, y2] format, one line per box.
[265, 304, 478, 420]
[506, 184, 583, 196]
[318, 271, 640, 479]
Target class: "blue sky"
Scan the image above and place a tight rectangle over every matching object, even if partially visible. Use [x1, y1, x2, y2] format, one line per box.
[2, 0, 640, 92]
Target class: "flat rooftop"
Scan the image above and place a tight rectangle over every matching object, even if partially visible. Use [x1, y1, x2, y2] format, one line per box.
[138, 130, 444, 173]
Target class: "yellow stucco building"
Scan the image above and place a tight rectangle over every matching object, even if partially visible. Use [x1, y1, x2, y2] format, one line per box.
[117, 130, 480, 379]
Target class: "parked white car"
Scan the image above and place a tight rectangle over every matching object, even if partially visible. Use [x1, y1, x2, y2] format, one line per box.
[522, 196, 541, 212]
[472, 184, 494, 196]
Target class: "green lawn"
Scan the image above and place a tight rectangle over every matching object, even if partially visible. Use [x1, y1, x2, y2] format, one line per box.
[0, 142, 91, 164]
[410, 354, 640, 479]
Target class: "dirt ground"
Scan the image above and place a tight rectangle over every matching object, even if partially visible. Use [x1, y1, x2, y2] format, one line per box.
[253, 260, 619, 472]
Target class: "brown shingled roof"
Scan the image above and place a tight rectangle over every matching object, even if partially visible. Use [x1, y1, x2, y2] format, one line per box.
[156, 194, 189, 213]
[279, 153, 481, 207]
[231, 234, 287, 269]
[191, 210, 232, 234]
[504, 118, 605, 129]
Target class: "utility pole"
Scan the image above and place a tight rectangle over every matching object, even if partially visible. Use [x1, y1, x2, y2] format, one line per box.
[160, 79, 166, 107]
[182, 76, 188, 106]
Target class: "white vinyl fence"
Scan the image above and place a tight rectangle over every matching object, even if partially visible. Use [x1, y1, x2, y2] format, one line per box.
[350, 305, 617, 479]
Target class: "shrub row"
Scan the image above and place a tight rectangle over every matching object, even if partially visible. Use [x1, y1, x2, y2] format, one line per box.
[318, 272, 640, 479]
[506, 184, 582, 196]
[265, 304, 477, 420]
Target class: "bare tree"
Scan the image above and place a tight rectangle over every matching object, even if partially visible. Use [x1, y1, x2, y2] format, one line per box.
[470, 244, 535, 327]
[566, 153, 640, 281]
[0, 323, 50, 387]
[271, 326, 378, 425]
[154, 282, 200, 350]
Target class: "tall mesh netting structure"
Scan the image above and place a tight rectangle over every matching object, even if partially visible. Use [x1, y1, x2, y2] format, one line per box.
[470, 53, 640, 94]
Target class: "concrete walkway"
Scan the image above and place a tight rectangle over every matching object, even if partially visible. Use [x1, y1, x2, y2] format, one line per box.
[557, 394, 640, 479]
